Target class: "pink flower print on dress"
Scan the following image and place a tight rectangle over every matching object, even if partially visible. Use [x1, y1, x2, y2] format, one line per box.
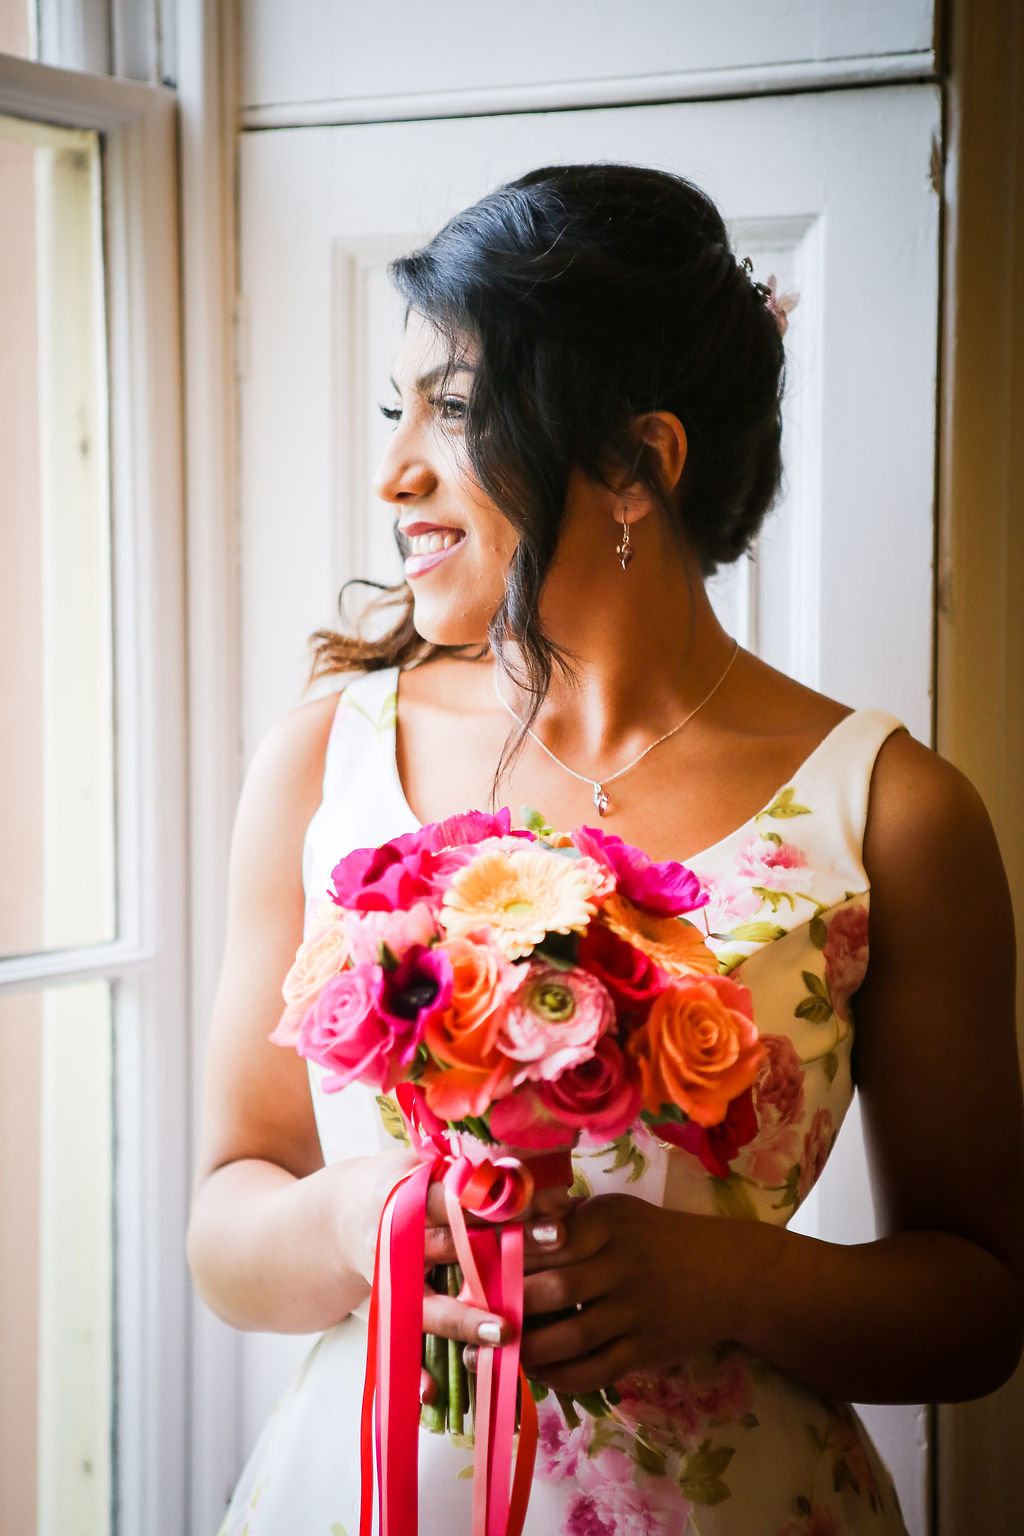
[797, 1107, 836, 1203]
[566, 1446, 690, 1536]
[694, 871, 763, 934]
[735, 834, 811, 893]
[753, 1034, 806, 1126]
[823, 903, 870, 1021]
[776, 1507, 843, 1536]
[746, 1118, 802, 1186]
[535, 1397, 592, 1479]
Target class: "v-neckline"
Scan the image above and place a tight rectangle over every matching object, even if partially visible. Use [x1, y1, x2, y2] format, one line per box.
[381, 666, 862, 865]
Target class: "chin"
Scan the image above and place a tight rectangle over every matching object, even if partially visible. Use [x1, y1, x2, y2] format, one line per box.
[410, 593, 494, 650]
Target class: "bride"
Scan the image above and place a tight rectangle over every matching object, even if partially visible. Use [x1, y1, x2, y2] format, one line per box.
[188, 163, 1023, 1535]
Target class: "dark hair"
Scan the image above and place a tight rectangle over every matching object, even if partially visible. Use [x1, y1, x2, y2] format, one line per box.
[311, 164, 785, 770]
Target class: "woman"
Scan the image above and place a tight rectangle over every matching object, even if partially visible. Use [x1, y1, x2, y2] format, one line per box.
[188, 164, 1023, 1535]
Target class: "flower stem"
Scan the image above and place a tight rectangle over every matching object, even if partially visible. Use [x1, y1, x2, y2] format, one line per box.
[447, 1264, 465, 1436]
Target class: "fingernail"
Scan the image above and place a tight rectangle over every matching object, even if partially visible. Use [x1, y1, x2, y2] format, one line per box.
[530, 1222, 560, 1246]
[463, 1345, 478, 1372]
[477, 1320, 503, 1346]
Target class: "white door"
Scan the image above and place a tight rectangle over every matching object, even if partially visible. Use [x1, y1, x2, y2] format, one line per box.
[233, 84, 940, 1533]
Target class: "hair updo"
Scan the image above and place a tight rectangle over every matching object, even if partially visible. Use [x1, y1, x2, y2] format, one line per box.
[311, 163, 786, 716]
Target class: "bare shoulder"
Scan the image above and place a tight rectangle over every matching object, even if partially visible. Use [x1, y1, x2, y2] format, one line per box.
[232, 688, 346, 868]
[863, 729, 1010, 917]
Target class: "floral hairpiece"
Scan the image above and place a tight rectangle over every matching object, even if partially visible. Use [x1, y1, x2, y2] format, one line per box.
[739, 256, 800, 338]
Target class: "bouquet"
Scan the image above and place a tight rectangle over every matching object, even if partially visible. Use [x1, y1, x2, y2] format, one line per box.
[271, 807, 764, 1536]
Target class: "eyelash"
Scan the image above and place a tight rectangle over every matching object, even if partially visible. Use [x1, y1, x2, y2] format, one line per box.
[377, 396, 466, 426]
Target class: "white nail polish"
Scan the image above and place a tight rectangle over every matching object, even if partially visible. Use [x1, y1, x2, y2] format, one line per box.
[477, 1320, 503, 1346]
[530, 1222, 559, 1245]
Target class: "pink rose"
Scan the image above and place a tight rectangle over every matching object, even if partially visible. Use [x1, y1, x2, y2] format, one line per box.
[823, 903, 869, 1021]
[753, 1033, 805, 1127]
[797, 1107, 835, 1203]
[343, 900, 438, 966]
[498, 962, 615, 1082]
[489, 1035, 641, 1149]
[296, 963, 393, 1091]
[572, 826, 708, 916]
[735, 834, 809, 893]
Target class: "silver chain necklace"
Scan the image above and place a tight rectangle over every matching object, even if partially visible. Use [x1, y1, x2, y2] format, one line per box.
[493, 640, 740, 816]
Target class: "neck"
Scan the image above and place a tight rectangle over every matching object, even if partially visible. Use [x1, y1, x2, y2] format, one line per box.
[494, 513, 737, 769]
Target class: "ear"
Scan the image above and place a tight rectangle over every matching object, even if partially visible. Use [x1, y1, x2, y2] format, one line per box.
[618, 412, 688, 522]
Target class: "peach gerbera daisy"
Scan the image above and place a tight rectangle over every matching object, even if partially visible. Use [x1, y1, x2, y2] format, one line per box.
[600, 892, 718, 977]
[440, 846, 599, 959]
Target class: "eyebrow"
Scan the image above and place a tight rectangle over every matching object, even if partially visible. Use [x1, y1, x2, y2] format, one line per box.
[389, 363, 476, 395]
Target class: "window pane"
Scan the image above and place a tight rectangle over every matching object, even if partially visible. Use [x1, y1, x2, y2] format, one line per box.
[0, 980, 113, 1532]
[0, 117, 116, 958]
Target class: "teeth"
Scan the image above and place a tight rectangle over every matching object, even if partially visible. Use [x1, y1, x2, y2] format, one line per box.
[408, 530, 460, 555]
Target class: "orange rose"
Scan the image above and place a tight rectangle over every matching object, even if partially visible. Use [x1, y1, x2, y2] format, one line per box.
[420, 936, 521, 1120]
[630, 973, 762, 1127]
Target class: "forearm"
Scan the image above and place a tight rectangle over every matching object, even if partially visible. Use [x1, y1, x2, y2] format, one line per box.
[729, 1220, 1024, 1404]
[187, 1155, 382, 1333]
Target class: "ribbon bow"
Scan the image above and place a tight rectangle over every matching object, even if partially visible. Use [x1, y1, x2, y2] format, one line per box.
[359, 1084, 572, 1536]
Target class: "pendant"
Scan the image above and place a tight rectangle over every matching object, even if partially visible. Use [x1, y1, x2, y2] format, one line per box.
[593, 782, 610, 816]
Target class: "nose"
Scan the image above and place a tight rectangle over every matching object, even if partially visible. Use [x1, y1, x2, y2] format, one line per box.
[372, 427, 438, 505]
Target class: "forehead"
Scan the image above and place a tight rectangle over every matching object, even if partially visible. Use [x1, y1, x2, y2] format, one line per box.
[390, 310, 476, 388]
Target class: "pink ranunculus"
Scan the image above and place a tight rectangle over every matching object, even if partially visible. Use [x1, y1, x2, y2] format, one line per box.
[571, 826, 707, 917]
[577, 920, 668, 1022]
[498, 962, 615, 1083]
[823, 902, 870, 1021]
[753, 1033, 806, 1127]
[489, 1036, 641, 1149]
[296, 963, 394, 1091]
[343, 900, 438, 966]
[734, 834, 810, 893]
[797, 1107, 836, 1203]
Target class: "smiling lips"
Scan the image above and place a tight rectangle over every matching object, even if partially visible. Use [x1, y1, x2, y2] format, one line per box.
[401, 523, 465, 578]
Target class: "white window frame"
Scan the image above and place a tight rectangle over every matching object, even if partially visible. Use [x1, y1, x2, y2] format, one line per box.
[0, 51, 187, 1535]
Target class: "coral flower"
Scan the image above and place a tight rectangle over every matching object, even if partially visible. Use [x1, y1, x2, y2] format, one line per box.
[440, 846, 599, 960]
[600, 893, 718, 978]
[631, 972, 762, 1127]
[420, 935, 522, 1120]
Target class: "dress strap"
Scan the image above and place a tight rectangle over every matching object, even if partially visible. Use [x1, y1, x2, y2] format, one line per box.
[784, 707, 906, 877]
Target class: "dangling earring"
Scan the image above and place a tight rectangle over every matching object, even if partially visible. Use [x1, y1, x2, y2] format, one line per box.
[615, 518, 634, 571]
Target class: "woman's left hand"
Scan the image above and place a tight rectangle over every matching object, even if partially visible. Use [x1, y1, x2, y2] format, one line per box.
[518, 1193, 747, 1394]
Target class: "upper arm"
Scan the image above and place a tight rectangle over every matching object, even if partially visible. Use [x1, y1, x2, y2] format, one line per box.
[855, 729, 1024, 1284]
[192, 692, 342, 1193]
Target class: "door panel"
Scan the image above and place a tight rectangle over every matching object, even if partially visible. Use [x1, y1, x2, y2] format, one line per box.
[238, 83, 940, 1531]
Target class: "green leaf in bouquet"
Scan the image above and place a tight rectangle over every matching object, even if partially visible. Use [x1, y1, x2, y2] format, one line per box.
[526, 1378, 550, 1403]
[534, 930, 580, 969]
[520, 805, 554, 837]
[573, 1390, 612, 1419]
[378, 941, 401, 971]
[375, 1095, 410, 1145]
[453, 1114, 497, 1144]
[602, 1383, 622, 1406]
[555, 1392, 581, 1430]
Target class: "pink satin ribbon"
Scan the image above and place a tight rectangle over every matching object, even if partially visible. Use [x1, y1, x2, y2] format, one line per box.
[358, 1084, 571, 1536]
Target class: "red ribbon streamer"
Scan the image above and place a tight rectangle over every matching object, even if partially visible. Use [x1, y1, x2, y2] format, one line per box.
[358, 1085, 572, 1536]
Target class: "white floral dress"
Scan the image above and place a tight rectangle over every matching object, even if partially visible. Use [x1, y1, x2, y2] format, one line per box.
[219, 667, 909, 1536]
